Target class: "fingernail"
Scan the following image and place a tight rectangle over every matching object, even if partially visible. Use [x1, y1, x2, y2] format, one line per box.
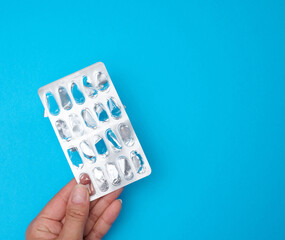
[71, 184, 88, 204]
[118, 199, 123, 204]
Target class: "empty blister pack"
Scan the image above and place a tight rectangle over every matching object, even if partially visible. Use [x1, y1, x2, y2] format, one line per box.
[38, 62, 151, 201]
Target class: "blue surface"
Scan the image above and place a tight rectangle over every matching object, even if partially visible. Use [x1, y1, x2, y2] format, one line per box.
[0, 0, 285, 239]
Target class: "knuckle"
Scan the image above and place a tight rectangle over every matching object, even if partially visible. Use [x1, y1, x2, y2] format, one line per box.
[66, 207, 86, 221]
[25, 219, 43, 239]
[25, 220, 37, 237]
[90, 228, 104, 240]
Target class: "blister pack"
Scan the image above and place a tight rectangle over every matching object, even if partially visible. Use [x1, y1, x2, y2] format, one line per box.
[38, 62, 151, 201]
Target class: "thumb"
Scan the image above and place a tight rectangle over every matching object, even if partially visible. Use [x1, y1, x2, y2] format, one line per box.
[60, 184, 90, 240]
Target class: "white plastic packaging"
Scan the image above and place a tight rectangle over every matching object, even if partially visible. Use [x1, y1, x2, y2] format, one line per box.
[38, 62, 151, 200]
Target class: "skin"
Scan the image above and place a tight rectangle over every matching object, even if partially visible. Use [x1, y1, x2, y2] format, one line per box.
[26, 179, 123, 240]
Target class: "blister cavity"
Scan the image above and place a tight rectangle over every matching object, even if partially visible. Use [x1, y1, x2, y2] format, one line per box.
[94, 135, 108, 156]
[93, 72, 109, 91]
[71, 82, 85, 104]
[58, 86, 72, 110]
[46, 92, 60, 116]
[67, 147, 83, 168]
[117, 156, 134, 180]
[130, 151, 145, 174]
[94, 103, 109, 122]
[80, 173, 96, 196]
[80, 140, 96, 163]
[69, 114, 84, 137]
[106, 163, 121, 186]
[107, 97, 121, 119]
[93, 167, 109, 192]
[81, 109, 97, 129]
[56, 120, 72, 141]
[118, 123, 134, 147]
[83, 75, 97, 98]
[106, 128, 122, 152]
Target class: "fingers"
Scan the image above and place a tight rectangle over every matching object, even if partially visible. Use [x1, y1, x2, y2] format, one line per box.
[86, 199, 122, 240]
[39, 179, 77, 221]
[59, 184, 90, 240]
[84, 188, 123, 237]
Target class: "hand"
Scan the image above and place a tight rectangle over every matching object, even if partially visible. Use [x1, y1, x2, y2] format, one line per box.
[26, 179, 123, 240]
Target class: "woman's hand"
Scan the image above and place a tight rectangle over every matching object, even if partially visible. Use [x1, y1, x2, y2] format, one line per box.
[26, 179, 123, 240]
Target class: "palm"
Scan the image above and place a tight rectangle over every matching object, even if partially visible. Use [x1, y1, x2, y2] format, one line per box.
[26, 179, 123, 240]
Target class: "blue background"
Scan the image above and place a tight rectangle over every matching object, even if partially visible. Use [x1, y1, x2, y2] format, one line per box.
[0, 0, 285, 239]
